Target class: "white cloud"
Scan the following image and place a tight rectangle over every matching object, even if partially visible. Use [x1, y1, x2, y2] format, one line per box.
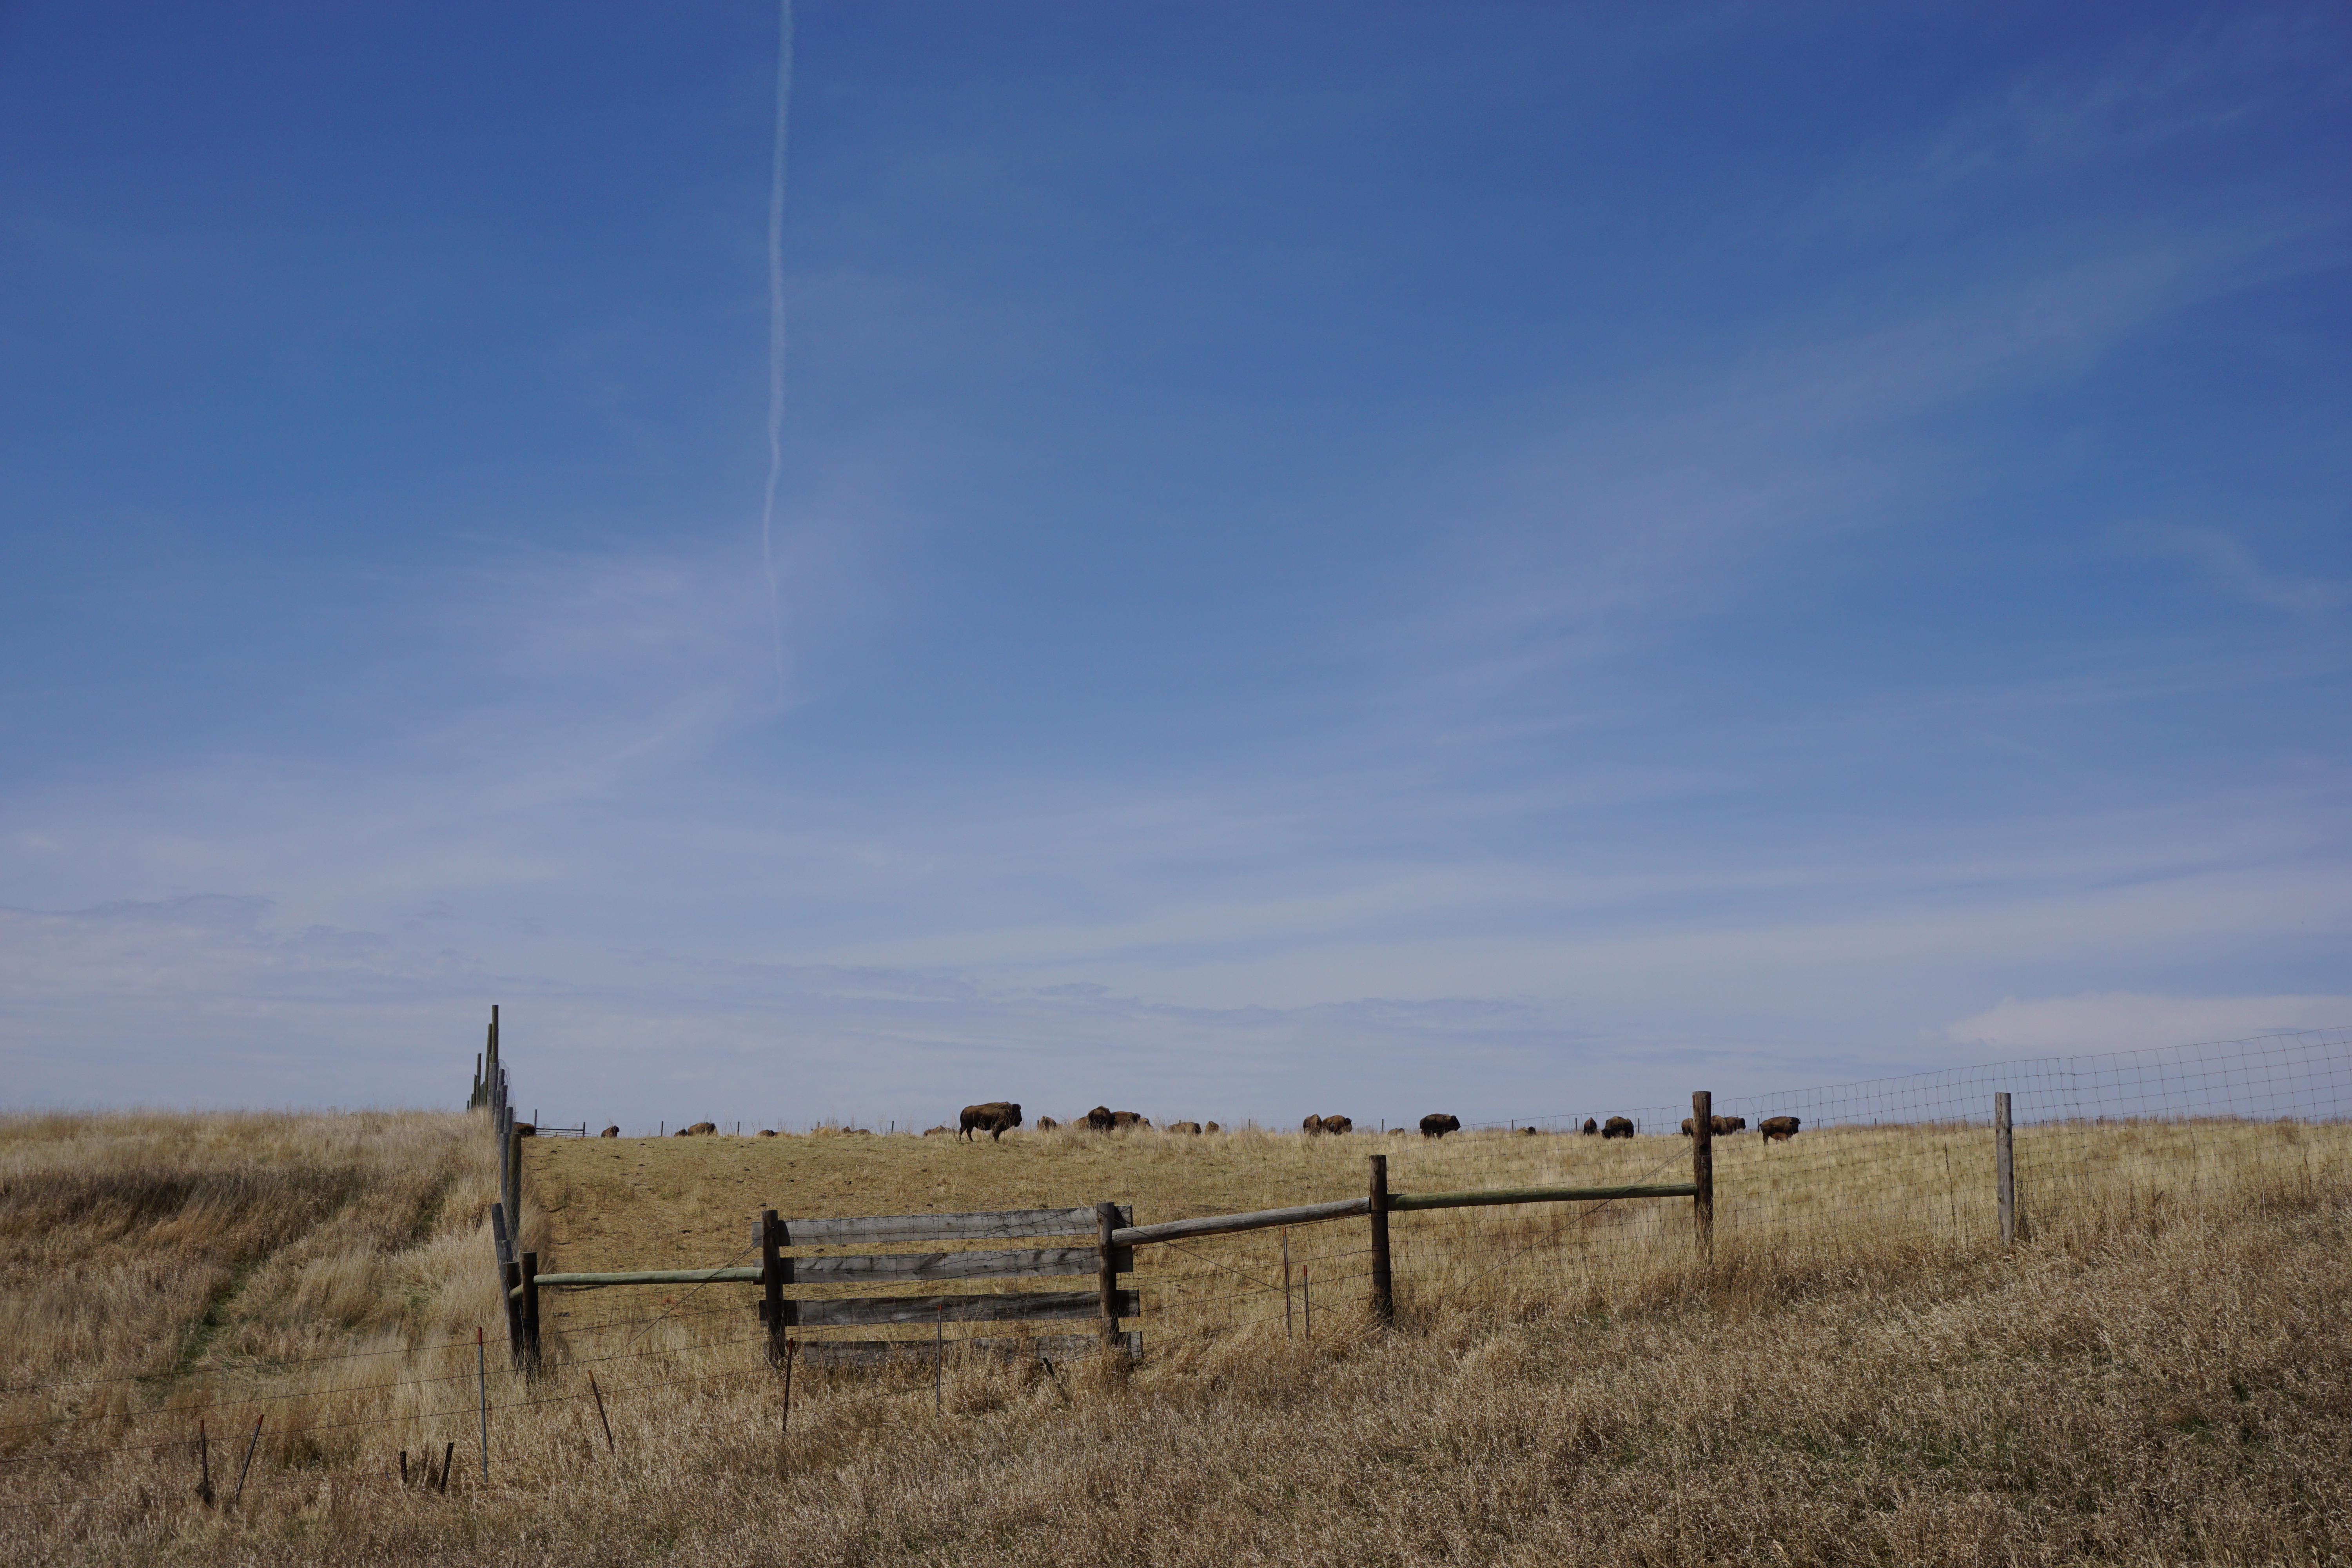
[1942, 991, 2352, 1054]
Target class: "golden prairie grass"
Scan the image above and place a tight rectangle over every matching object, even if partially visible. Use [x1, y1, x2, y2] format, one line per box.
[2, 1108, 2348, 1564]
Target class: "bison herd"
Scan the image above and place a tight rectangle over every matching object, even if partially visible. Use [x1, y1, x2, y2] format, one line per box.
[588, 1105, 1801, 1144]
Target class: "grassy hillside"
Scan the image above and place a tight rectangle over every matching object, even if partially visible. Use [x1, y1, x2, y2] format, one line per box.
[2, 1110, 2347, 1564]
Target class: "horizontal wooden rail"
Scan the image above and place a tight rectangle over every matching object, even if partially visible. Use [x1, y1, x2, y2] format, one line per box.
[796, 1290, 1140, 1328]
[521, 1267, 759, 1292]
[1111, 1196, 1368, 1247]
[799, 1330, 1140, 1368]
[772, 1206, 1129, 1248]
[521, 1245, 1129, 1296]
[1387, 1182, 1698, 1211]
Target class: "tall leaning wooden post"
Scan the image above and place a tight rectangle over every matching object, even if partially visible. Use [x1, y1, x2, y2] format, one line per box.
[519, 1251, 542, 1376]
[505, 1123, 524, 1260]
[1096, 1201, 1123, 1359]
[1995, 1092, 2016, 1249]
[1367, 1154, 1394, 1328]
[1691, 1090, 1714, 1261]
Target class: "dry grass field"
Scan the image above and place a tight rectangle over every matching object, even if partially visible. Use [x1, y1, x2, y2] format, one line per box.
[4, 1108, 2349, 1565]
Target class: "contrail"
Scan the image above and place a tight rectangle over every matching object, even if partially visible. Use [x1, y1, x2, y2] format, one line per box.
[758, 0, 794, 691]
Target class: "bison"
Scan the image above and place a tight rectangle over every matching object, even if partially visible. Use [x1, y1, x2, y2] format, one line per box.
[758, 1129, 777, 1138]
[959, 1102, 1023, 1142]
[1111, 1111, 1150, 1130]
[1320, 1115, 1353, 1135]
[600, 1125, 620, 1138]
[1419, 1113, 1461, 1139]
[686, 1122, 717, 1136]
[1759, 1115, 1801, 1143]
[1602, 1116, 1635, 1139]
[512, 1122, 536, 1138]
[1581, 1118, 1598, 1136]
[1203, 1122, 1221, 1134]
[1167, 1121, 1203, 1134]
[1681, 1115, 1747, 1137]
[1085, 1106, 1117, 1132]
[1301, 1114, 1324, 1135]
[1035, 1116, 1060, 1132]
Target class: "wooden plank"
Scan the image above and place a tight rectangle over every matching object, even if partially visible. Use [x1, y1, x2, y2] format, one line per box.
[523, 1247, 1129, 1294]
[1385, 1183, 1697, 1212]
[796, 1330, 1140, 1368]
[524, 1267, 762, 1292]
[793, 1289, 1141, 1329]
[793, 1246, 1124, 1283]
[1112, 1196, 1367, 1247]
[773, 1206, 1130, 1247]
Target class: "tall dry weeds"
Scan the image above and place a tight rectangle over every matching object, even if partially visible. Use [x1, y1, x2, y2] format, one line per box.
[1, 1109, 2346, 1565]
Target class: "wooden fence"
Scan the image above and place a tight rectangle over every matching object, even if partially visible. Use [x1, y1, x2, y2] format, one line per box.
[509, 1095, 1725, 1365]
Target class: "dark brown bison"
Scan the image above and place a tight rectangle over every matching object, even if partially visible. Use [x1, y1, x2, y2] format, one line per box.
[1320, 1115, 1353, 1135]
[600, 1125, 620, 1138]
[1602, 1116, 1635, 1139]
[959, 1102, 1023, 1142]
[1301, 1114, 1324, 1135]
[1111, 1111, 1150, 1130]
[1679, 1114, 1746, 1137]
[1167, 1120, 1203, 1134]
[1419, 1113, 1461, 1139]
[1035, 1116, 1060, 1131]
[1085, 1106, 1116, 1132]
[758, 1129, 777, 1138]
[686, 1122, 717, 1136]
[1759, 1115, 1801, 1142]
[1521, 1126, 1539, 1136]
[512, 1122, 536, 1138]
[1581, 1118, 1598, 1135]
[1203, 1122, 1221, 1133]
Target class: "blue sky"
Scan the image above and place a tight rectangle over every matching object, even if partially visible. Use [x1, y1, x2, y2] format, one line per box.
[3, 3, 2347, 1129]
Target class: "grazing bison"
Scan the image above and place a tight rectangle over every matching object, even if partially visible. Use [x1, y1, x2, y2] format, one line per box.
[959, 1102, 1023, 1142]
[512, 1123, 536, 1138]
[1035, 1116, 1059, 1132]
[1419, 1113, 1461, 1139]
[1602, 1116, 1635, 1139]
[600, 1125, 620, 1138]
[686, 1122, 717, 1136]
[1167, 1121, 1203, 1134]
[758, 1129, 777, 1138]
[1581, 1118, 1598, 1135]
[1759, 1115, 1801, 1143]
[923, 1124, 953, 1137]
[1085, 1106, 1117, 1132]
[1520, 1126, 1539, 1136]
[1204, 1122, 1221, 1134]
[1301, 1114, 1324, 1135]
[1320, 1115, 1353, 1135]
[1111, 1111, 1150, 1130]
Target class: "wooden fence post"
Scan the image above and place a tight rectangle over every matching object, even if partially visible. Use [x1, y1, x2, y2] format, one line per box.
[505, 1125, 524, 1258]
[1691, 1090, 1714, 1260]
[503, 1258, 525, 1369]
[1995, 1092, 2015, 1248]
[488, 1204, 523, 1358]
[1368, 1154, 1394, 1327]
[759, 1209, 792, 1364]
[520, 1252, 542, 1375]
[1096, 1200, 1122, 1357]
